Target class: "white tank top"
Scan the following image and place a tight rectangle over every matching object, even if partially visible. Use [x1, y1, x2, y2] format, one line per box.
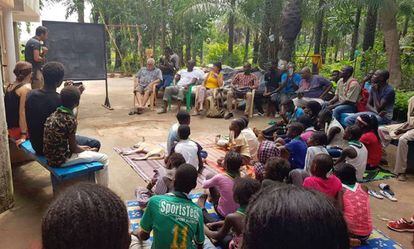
[345, 141, 368, 181]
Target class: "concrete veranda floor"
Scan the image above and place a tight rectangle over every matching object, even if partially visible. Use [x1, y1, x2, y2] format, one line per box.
[0, 77, 413, 249]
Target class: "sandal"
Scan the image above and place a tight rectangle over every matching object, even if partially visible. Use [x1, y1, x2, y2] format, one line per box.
[379, 183, 395, 195]
[368, 190, 384, 199]
[380, 190, 397, 202]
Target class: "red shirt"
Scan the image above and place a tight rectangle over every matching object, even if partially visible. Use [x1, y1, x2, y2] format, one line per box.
[359, 131, 382, 166]
[303, 175, 342, 198]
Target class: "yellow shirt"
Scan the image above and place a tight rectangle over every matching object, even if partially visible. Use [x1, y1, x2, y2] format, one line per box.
[204, 71, 223, 89]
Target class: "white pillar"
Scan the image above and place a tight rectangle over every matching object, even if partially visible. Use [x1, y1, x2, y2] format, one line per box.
[0, 62, 14, 213]
[3, 9, 16, 82]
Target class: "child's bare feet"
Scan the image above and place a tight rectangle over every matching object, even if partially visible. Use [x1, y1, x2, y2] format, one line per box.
[197, 194, 208, 209]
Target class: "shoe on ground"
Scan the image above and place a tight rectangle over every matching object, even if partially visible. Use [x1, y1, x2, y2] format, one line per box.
[224, 112, 234, 120]
[254, 112, 264, 117]
[157, 108, 167, 114]
[387, 218, 414, 232]
[379, 190, 397, 202]
[397, 173, 407, 182]
[368, 189, 384, 199]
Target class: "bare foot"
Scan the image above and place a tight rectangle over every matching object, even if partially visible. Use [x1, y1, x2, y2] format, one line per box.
[197, 194, 208, 209]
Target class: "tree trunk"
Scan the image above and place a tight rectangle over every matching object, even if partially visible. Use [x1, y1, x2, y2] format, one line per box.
[114, 31, 122, 70]
[280, 0, 303, 62]
[402, 15, 410, 37]
[321, 28, 328, 63]
[253, 32, 260, 64]
[363, 4, 378, 51]
[244, 27, 250, 62]
[269, 0, 282, 61]
[160, 0, 166, 51]
[77, 0, 85, 23]
[350, 6, 362, 61]
[185, 32, 191, 62]
[0, 73, 14, 214]
[380, 0, 402, 87]
[228, 0, 236, 53]
[312, 0, 324, 74]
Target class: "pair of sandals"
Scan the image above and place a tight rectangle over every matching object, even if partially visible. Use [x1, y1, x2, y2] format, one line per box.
[368, 183, 397, 202]
[129, 107, 144, 115]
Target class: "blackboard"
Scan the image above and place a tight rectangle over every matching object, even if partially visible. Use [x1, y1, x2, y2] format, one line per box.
[42, 21, 107, 81]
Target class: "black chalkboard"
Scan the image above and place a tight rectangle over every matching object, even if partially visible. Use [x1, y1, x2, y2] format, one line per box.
[42, 21, 107, 81]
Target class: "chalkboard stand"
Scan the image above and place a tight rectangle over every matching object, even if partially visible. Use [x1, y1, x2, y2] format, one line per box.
[102, 78, 113, 110]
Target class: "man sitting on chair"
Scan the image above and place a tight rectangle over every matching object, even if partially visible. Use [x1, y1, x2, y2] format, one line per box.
[224, 63, 259, 119]
[158, 60, 204, 114]
[132, 58, 162, 115]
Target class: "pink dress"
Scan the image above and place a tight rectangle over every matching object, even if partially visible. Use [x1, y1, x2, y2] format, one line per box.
[342, 183, 372, 236]
[303, 175, 342, 198]
[202, 174, 239, 216]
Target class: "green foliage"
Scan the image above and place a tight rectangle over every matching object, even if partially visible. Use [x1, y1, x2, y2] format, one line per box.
[205, 43, 246, 67]
[395, 90, 414, 119]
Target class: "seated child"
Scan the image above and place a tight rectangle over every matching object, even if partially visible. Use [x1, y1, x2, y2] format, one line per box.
[202, 151, 242, 220]
[136, 164, 205, 249]
[240, 116, 259, 160]
[253, 140, 280, 181]
[37, 183, 131, 249]
[335, 125, 368, 182]
[298, 115, 316, 143]
[261, 157, 291, 188]
[243, 185, 349, 249]
[43, 86, 109, 186]
[303, 154, 342, 199]
[334, 163, 373, 246]
[261, 99, 305, 140]
[171, 125, 203, 172]
[203, 177, 261, 249]
[317, 109, 347, 153]
[304, 131, 329, 173]
[147, 152, 186, 195]
[167, 110, 190, 155]
[303, 100, 322, 127]
[356, 114, 382, 170]
[277, 122, 307, 169]
[228, 119, 252, 165]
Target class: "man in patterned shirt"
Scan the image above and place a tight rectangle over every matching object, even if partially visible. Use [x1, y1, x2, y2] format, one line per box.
[43, 86, 109, 187]
[225, 63, 259, 119]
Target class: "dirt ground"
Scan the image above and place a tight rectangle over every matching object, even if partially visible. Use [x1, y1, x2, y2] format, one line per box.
[0, 77, 413, 249]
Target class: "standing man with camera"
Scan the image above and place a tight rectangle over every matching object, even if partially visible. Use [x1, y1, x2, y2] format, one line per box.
[25, 26, 49, 89]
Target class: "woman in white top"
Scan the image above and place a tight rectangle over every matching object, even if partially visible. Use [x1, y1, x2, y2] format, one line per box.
[304, 131, 329, 173]
[240, 117, 259, 160]
[335, 125, 368, 182]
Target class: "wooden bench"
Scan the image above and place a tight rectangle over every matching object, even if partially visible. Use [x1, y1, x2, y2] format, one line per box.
[19, 140, 104, 194]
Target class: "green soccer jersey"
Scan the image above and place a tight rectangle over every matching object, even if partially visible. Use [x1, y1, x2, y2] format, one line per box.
[140, 192, 205, 249]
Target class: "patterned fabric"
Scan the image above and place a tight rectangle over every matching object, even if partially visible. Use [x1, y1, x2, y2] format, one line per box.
[136, 67, 163, 88]
[254, 140, 280, 180]
[43, 107, 77, 166]
[232, 73, 259, 89]
[343, 183, 373, 236]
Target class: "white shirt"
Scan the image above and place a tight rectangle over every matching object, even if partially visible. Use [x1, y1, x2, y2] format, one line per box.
[241, 128, 259, 160]
[346, 142, 368, 181]
[176, 68, 205, 87]
[326, 118, 347, 149]
[304, 146, 329, 173]
[173, 139, 200, 170]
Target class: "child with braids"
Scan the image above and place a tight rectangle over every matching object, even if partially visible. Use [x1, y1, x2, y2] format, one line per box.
[203, 177, 261, 249]
[355, 114, 382, 170]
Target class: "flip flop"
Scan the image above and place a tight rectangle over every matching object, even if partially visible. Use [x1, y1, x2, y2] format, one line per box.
[379, 183, 395, 196]
[368, 190, 384, 199]
[380, 190, 398, 202]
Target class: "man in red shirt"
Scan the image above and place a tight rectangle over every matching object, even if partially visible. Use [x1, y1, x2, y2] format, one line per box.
[225, 63, 258, 119]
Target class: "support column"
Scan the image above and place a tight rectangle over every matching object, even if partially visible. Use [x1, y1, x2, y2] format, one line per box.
[3, 9, 17, 82]
[0, 67, 14, 214]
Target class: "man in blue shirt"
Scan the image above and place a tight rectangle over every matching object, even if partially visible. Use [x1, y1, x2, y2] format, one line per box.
[271, 62, 301, 109]
[277, 122, 307, 169]
[345, 70, 395, 126]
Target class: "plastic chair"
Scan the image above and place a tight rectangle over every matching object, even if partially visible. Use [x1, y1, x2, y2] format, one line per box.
[168, 84, 194, 112]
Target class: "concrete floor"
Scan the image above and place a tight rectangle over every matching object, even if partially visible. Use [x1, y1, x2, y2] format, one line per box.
[0, 77, 413, 249]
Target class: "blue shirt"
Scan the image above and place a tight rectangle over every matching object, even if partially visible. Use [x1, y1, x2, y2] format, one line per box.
[285, 137, 307, 169]
[369, 84, 395, 121]
[287, 107, 305, 123]
[281, 73, 301, 94]
[364, 82, 372, 92]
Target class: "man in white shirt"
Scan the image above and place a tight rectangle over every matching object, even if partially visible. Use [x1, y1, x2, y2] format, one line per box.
[158, 60, 204, 113]
[171, 125, 204, 173]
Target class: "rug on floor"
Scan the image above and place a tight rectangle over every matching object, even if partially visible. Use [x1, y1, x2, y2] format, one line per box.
[126, 194, 402, 249]
[362, 167, 396, 183]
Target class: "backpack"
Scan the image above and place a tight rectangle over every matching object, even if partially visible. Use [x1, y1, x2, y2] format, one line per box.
[206, 90, 225, 118]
